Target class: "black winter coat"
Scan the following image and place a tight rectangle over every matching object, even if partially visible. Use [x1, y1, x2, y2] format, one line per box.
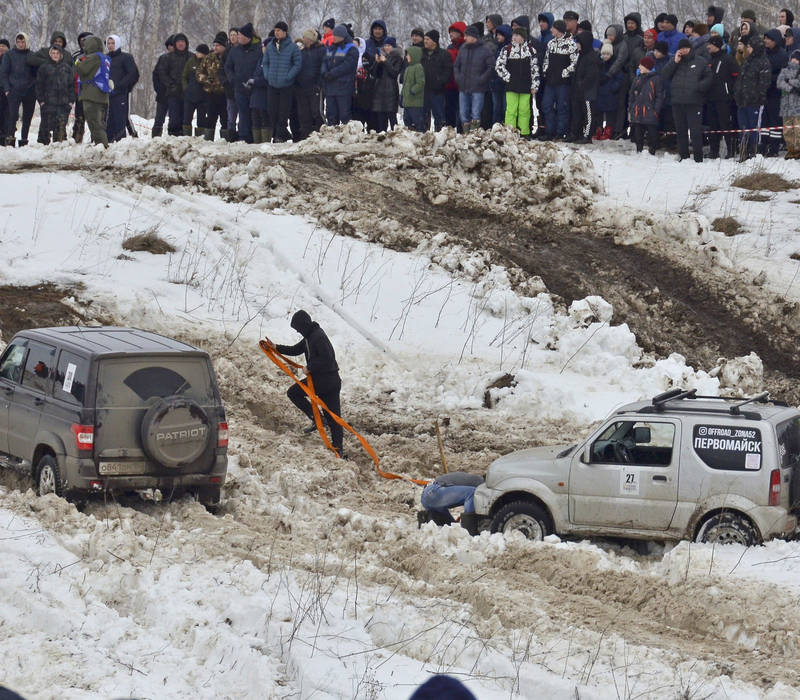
[572, 33, 600, 100]
[158, 48, 190, 98]
[628, 72, 664, 125]
[707, 51, 739, 102]
[220, 47, 234, 99]
[225, 39, 262, 95]
[108, 49, 139, 95]
[454, 40, 495, 93]
[766, 46, 789, 99]
[152, 52, 169, 101]
[734, 40, 771, 107]
[35, 58, 75, 107]
[661, 49, 712, 104]
[249, 56, 269, 110]
[296, 43, 325, 90]
[421, 47, 452, 94]
[276, 323, 340, 386]
[0, 48, 36, 97]
[370, 49, 403, 112]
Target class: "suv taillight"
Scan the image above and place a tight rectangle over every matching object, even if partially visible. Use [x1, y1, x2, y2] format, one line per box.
[769, 468, 781, 506]
[71, 424, 94, 451]
[217, 422, 229, 448]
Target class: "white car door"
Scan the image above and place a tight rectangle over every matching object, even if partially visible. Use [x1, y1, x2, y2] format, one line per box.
[569, 418, 681, 530]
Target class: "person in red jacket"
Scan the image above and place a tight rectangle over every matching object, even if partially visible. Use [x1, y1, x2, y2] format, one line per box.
[445, 21, 466, 128]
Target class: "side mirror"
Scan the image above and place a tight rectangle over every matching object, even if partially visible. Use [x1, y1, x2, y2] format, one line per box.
[633, 426, 651, 444]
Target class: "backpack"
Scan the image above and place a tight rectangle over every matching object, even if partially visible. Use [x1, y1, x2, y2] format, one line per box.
[79, 53, 112, 93]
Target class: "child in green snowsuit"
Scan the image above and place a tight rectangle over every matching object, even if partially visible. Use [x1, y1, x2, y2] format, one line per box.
[402, 46, 426, 132]
[494, 26, 540, 136]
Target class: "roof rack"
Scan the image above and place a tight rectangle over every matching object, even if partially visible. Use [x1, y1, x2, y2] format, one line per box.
[632, 387, 774, 420]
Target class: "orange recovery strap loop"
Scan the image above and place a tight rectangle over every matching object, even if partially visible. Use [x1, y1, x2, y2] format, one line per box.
[259, 341, 428, 486]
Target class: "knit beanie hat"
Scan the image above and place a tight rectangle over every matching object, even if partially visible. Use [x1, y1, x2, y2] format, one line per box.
[323, 18, 335, 29]
[639, 55, 655, 70]
[600, 39, 614, 58]
[578, 20, 593, 31]
[165, 34, 176, 48]
[741, 9, 757, 21]
[49, 43, 64, 54]
[411, 27, 424, 38]
[425, 29, 440, 44]
[274, 21, 289, 33]
[409, 676, 477, 700]
[238, 23, 254, 39]
[665, 14, 678, 26]
[654, 39, 669, 53]
[465, 24, 482, 39]
[513, 26, 528, 40]
[710, 23, 725, 36]
[644, 28, 657, 40]
[0, 38, 10, 49]
[678, 38, 692, 49]
[213, 31, 228, 46]
[302, 28, 317, 42]
[792, 49, 800, 61]
[333, 24, 349, 39]
[552, 19, 567, 34]
[563, 11, 579, 21]
[194, 43, 210, 54]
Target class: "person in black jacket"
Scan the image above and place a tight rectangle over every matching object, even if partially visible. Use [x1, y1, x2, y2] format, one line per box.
[734, 35, 772, 160]
[0, 39, 9, 146]
[0, 33, 37, 146]
[421, 31, 452, 131]
[151, 36, 175, 137]
[706, 35, 739, 157]
[569, 30, 599, 142]
[295, 29, 325, 139]
[265, 310, 344, 456]
[662, 38, 712, 161]
[225, 23, 261, 142]
[763, 28, 789, 155]
[106, 35, 139, 142]
[157, 32, 190, 136]
[35, 44, 74, 143]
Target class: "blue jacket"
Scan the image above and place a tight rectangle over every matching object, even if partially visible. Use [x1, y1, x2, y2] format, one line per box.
[0, 47, 36, 97]
[296, 42, 326, 89]
[250, 55, 269, 110]
[657, 28, 682, 56]
[225, 36, 262, 94]
[538, 13, 554, 46]
[322, 41, 358, 96]
[263, 37, 302, 89]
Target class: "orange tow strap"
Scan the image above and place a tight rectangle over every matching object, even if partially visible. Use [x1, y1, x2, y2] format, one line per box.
[259, 341, 428, 486]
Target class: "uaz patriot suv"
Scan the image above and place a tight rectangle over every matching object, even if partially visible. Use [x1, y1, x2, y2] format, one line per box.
[0, 327, 228, 507]
[470, 389, 800, 546]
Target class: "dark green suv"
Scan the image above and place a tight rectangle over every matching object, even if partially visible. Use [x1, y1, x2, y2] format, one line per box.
[0, 327, 228, 507]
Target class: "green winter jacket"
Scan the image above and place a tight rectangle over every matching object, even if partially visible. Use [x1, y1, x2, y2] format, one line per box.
[402, 46, 425, 108]
[27, 31, 68, 70]
[76, 35, 108, 105]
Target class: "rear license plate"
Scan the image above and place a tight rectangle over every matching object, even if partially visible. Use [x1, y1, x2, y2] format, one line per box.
[99, 462, 148, 476]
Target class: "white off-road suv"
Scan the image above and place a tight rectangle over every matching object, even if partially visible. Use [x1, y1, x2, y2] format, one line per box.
[470, 389, 800, 546]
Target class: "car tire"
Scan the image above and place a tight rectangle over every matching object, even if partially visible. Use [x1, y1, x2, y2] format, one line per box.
[37, 454, 63, 497]
[491, 500, 552, 541]
[696, 512, 759, 547]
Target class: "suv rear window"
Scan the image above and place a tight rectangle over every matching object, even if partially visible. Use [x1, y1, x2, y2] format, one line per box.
[776, 418, 800, 468]
[54, 351, 89, 405]
[692, 424, 762, 471]
[96, 357, 215, 408]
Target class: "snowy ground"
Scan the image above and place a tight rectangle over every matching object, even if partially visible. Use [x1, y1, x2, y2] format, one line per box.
[0, 127, 799, 699]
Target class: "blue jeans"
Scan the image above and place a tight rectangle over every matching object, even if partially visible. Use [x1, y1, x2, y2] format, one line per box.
[326, 94, 352, 125]
[491, 87, 506, 125]
[737, 106, 762, 148]
[543, 83, 571, 136]
[235, 90, 252, 142]
[421, 482, 477, 515]
[423, 92, 445, 130]
[459, 91, 484, 124]
[167, 96, 184, 136]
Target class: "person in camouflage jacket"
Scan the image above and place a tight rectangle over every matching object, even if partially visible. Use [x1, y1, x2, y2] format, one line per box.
[35, 43, 75, 143]
[196, 40, 226, 139]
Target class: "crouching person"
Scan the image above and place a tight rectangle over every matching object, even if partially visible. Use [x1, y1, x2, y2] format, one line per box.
[35, 43, 74, 143]
[418, 471, 485, 526]
[75, 35, 110, 147]
[628, 56, 664, 154]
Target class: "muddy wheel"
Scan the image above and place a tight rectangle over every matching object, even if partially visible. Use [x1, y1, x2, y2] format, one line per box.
[491, 501, 552, 541]
[696, 512, 759, 547]
[37, 454, 63, 497]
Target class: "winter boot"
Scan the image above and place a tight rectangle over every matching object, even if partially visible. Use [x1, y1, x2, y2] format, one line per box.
[470, 119, 480, 133]
[17, 139, 28, 147]
[461, 121, 471, 135]
[263, 127, 273, 143]
[151, 126, 163, 138]
[202, 127, 214, 141]
[219, 128, 229, 141]
[193, 126, 203, 138]
[182, 124, 193, 136]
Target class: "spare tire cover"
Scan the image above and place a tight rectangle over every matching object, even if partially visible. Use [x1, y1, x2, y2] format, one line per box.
[140, 396, 211, 468]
